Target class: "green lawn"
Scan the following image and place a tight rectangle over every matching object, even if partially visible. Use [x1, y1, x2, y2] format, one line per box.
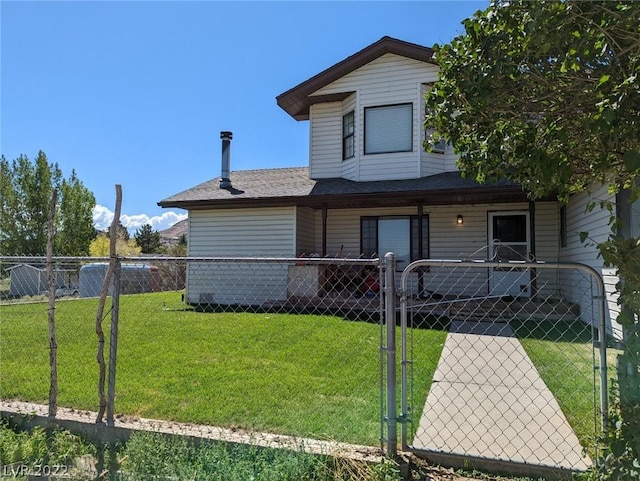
[511, 319, 603, 450]
[0, 292, 446, 446]
[0, 292, 600, 449]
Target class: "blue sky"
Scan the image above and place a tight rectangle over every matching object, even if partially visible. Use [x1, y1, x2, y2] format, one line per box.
[1, 0, 487, 233]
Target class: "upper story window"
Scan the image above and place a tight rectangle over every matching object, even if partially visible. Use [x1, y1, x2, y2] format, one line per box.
[425, 128, 447, 154]
[424, 105, 447, 154]
[343, 110, 355, 160]
[364, 103, 413, 155]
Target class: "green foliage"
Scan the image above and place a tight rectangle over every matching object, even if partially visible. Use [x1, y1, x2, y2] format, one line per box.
[121, 431, 332, 481]
[0, 151, 96, 255]
[56, 170, 96, 256]
[599, 236, 640, 321]
[581, 382, 640, 481]
[427, 2, 640, 476]
[425, 0, 640, 201]
[162, 233, 188, 256]
[0, 421, 95, 467]
[89, 233, 141, 257]
[134, 223, 163, 254]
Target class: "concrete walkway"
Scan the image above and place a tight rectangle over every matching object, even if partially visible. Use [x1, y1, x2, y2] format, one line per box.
[412, 321, 591, 474]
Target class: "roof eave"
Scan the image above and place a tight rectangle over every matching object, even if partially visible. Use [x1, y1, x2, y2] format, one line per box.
[276, 36, 436, 120]
[158, 185, 542, 211]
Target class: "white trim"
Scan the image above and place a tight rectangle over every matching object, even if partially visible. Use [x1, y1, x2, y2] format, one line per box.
[488, 210, 531, 297]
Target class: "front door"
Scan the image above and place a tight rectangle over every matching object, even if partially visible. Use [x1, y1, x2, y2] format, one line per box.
[488, 211, 530, 297]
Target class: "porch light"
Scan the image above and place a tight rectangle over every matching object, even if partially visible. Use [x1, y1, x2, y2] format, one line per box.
[456, 215, 464, 225]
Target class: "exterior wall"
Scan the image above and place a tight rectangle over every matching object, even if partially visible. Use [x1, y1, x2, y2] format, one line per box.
[309, 102, 342, 179]
[420, 83, 446, 177]
[79, 263, 154, 298]
[295, 207, 316, 256]
[560, 185, 622, 338]
[313, 201, 559, 296]
[186, 207, 296, 305]
[309, 54, 440, 182]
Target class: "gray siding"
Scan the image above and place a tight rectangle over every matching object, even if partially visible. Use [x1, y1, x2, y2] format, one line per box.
[314, 202, 560, 297]
[186, 208, 296, 305]
[560, 185, 622, 338]
[296, 207, 317, 256]
[310, 54, 439, 182]
[309, 102, 342, 179]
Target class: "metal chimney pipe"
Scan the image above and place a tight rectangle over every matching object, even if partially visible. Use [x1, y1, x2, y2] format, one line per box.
[220, 131, 232, 189]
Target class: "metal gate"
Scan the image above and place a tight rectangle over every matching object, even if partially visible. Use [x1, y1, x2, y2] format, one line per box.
[396, 259, 608, 476]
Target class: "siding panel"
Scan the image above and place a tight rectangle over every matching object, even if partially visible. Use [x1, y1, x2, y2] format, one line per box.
[315, 202, 561, 297]
[186, 208, 295, 305]
[310, 54, 440, 181]
[309, 102, 342, 178]
[560, 185, 622, 338]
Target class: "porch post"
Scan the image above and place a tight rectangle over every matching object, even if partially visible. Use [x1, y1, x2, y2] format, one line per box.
[529, 201, 537, 296]
[417, 202, 425, 297]
[322, 204, 327, 257]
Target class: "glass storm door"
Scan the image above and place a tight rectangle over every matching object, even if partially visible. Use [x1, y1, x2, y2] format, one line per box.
[488, 212, 531, 297]
[378, 218, 411, 271]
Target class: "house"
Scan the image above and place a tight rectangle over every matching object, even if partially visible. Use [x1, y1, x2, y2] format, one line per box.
[159, 36, 633, 338]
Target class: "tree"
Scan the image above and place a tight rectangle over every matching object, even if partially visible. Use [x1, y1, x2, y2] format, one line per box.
[56, 170, 96, 256]
[89, 233, 141, 257]
[134, 224, 163, 254]
[0, 151, 96, 255]
[425, 0, 639, 472]
[426, 1, 640, 201]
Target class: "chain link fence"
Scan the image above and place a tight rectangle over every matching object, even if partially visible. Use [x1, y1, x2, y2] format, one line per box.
[0, 255, 387, 451]
[1, 253, 631, 475]
[399, 259, 612, 474]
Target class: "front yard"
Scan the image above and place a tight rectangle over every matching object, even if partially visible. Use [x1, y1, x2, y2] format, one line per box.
[0, 292, 446, 446]
[0, 292, 601, 449]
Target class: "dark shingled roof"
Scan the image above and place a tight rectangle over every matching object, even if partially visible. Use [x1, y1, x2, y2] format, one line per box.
[158, 167, 530, 210]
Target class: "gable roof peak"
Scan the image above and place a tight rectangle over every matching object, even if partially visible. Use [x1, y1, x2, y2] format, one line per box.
[276, 36, 435, 120]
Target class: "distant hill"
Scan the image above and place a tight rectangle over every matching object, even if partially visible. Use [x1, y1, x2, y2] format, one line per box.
[159, 219, 187, 245]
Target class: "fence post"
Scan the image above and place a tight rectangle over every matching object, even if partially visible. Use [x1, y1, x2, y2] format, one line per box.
[384, 252, 397, 458]
[106, 258, 121, 427]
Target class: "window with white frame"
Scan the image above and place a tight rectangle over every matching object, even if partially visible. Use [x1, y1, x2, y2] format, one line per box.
[342, 110, 355, 160]
[364, 103, 413, 155]
[424, 105, 447, 154]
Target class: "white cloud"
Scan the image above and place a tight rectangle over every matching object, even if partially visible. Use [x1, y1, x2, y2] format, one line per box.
[92, 205, 187, 233]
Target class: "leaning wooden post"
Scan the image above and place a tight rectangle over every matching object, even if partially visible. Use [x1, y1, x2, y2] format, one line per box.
[106, 256, 121, 427]
[46, 189, 58, 418]
[95, 184, 122, 424]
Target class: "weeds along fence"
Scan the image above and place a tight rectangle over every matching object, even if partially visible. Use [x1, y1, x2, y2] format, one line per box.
[0, 254, 389, 451]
